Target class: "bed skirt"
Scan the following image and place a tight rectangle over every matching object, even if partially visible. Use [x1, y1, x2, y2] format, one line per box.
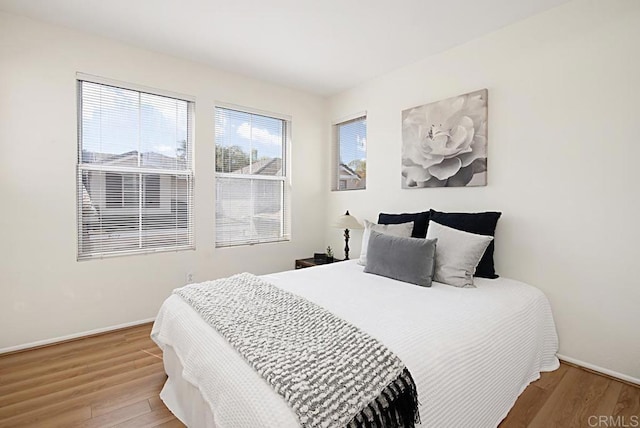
[161, 344, 217, 428]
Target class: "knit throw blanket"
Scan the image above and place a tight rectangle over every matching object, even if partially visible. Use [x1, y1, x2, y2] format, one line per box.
[175, 273, 420, 428]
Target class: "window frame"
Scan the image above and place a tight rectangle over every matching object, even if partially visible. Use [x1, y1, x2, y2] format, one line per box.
[332, 112, 367, 191]
[214, 103, 292, 248]
[76, 73, 195, 260]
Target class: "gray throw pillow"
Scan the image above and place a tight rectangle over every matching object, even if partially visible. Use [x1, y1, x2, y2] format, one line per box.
[358, 219, 414, 266]
[426, 220, 494, 288]
[363, 230, 437, 287]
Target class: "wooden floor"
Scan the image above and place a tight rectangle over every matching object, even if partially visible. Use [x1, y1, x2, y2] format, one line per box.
[0, 324, 637, 427]
[0, 324, 183, 428]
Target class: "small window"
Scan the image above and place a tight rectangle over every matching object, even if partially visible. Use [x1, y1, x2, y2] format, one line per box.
[105, 173, 143, 208]
[77, 76, 194, 260]
[144, 174, 160, 208]
[105, 173, 123, 208]
[333, 115, 366, 191]
[214, 106, 291, 247]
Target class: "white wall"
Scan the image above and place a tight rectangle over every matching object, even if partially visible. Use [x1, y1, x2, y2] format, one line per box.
[0, 12, 327, 349]
[326, 0, 640, 380]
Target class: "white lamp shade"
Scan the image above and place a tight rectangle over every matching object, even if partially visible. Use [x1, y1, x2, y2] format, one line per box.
[333, 211, 363, 230]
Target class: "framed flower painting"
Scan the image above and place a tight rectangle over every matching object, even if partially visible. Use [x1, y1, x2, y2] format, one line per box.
[401, 89, 488, 188]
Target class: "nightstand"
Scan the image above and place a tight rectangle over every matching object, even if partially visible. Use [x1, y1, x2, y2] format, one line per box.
[294, 257, 343, 269]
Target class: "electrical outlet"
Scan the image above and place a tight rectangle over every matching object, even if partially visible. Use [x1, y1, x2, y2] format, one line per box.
[186, 272, 194, 283]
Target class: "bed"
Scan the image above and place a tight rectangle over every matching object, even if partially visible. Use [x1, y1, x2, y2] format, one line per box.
[151, 260, 559, 428]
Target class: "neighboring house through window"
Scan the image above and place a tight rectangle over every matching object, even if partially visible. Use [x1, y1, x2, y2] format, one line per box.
[77, 74, 194, 259]
[333, 114, 367, 191]
[214, 106, 291, 247]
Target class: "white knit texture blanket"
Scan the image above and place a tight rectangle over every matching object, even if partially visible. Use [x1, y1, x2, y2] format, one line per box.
[174, 272, 419, 428]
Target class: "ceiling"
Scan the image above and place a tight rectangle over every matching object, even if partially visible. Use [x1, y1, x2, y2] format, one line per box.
[0, 0, 570, 95]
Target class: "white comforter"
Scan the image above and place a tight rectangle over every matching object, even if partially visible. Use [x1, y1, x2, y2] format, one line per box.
[151, 261, 559, 428]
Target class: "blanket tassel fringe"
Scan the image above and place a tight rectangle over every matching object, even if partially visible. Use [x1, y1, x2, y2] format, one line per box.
[347, 367, 421, 428]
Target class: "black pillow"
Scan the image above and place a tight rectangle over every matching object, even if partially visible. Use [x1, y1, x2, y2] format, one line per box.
[428, 209, 502, 279]
[378, 211, 430, 238]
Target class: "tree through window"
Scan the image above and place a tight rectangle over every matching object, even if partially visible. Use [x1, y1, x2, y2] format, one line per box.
[214, 106, 291, 247]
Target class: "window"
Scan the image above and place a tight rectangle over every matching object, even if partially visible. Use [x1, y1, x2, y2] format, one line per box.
[105, 173, 124, 208]
[333, 115, 367, 191]
[214, 106, 290, 247]
[144, 175, 161, 208]
[77, 75, 194, 260]
[105, 173, 152, 208]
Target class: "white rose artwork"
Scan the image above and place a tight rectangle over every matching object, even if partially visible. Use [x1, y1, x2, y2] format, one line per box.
[402, 89, 488, 188]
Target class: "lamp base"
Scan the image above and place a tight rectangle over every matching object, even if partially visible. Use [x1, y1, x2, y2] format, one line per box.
[343, 228, 350, 260]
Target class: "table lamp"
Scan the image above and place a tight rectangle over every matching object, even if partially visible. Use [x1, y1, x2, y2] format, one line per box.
[332, 210, 363, 260]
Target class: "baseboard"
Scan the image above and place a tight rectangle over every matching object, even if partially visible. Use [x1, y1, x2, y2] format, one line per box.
[0, 317, 156, 355]
[558, 354, 640, 386]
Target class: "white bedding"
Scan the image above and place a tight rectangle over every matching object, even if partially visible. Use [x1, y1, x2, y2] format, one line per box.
[151, 260, 559, 428]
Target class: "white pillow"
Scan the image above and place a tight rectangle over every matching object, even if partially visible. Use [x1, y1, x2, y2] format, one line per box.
[426, 220, 494, 288]
[358, 220, 414, 266]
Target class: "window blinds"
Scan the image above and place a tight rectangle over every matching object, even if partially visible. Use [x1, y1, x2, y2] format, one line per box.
[335, 116, 367, 191]
[77, 79, 194, 259]
[214, 106, 290, 247]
